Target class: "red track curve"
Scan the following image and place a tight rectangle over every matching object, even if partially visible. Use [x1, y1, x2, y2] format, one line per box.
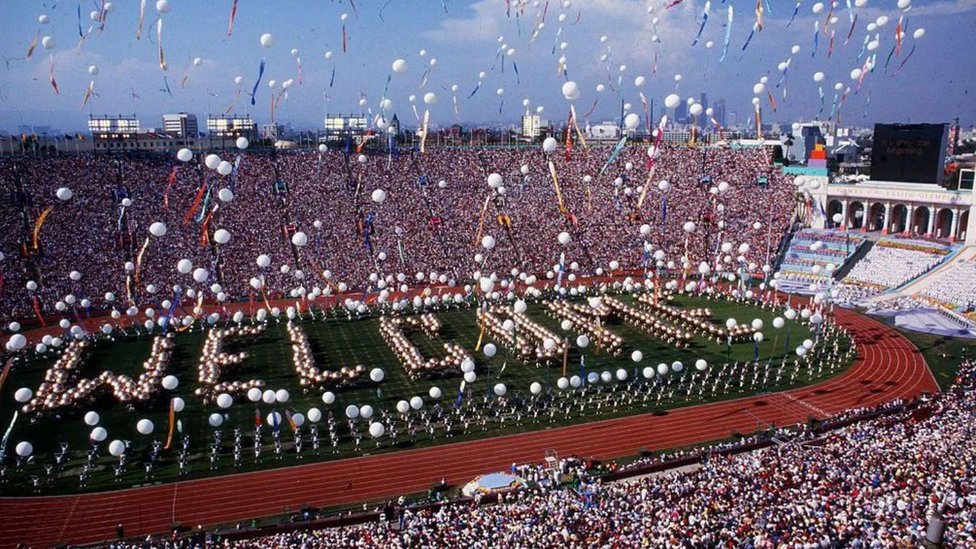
[0, 306, 938, 548]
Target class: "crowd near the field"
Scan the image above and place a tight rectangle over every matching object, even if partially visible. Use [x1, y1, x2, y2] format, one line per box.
[0, 145, 793, 322]
[98, 359, 975, 549]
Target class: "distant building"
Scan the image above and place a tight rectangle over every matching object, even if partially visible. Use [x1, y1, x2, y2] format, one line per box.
[206, 114, 257, 139]
[88, 115, 140, 139]
[261, 123, 284, 140]
[587, 122, 620, 141]
[675, 102, 689, 125]
[324, 114, 367, 140]
[162, 113, 198, 138]
[521, 114, 550, 138]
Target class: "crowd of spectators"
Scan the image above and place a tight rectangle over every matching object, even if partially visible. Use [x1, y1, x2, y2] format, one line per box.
[921, 259, 976, 312]
[844, 241, 945, 289]
[109, 359, 976, 548]
[0, 145, 794, 323]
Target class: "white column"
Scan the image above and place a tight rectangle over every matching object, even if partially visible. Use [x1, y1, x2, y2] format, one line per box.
[882, 202, 891, 234]
[904, 204, 915, 235]
[840, 200, 849, 230]
[950, 209, 960, 242]
[927, 205, 936, 236]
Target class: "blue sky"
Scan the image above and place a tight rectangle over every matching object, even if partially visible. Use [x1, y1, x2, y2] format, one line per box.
[0, 0, 973, 133]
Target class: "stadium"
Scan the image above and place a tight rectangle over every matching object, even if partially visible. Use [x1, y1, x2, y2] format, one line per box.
[0, 1, 973, 548]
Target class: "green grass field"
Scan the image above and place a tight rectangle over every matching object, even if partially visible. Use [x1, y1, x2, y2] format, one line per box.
[0, 294, 844, 495]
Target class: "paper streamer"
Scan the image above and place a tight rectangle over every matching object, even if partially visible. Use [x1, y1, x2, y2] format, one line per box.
[811, 21, 820, 57]
[692, 1, 710, 46]
[598, 136, 627, 178]
[893, 45, 916, 76]
[163, 398, 176, 450]
[0, 359, 13, 394]
[787, 2, 800, 28]
[33, 206, 54, 249]
[742, 22, 758, 52]
[548, 161, 566, 213]
[26, 29, 39, 60]
[895, 16, 904, 56]
[48, 56, 60, 95]
[0, 411, 17, 460]
[157, 18, 166, 70]
[719, 5, 733, 63]
[419, 109, 430, 153]
[250, 58, 266, 106]
[845, 14, 858, 46]
[636, 115, 667, 209]
[163, 167, 177, 209]
[223, 88, 241, 114]
[134, 236, 151, 284]
[136, 0, 147, 39]
[227, 0, 239, 36]
[80, 80, 95, 110]
[184, 182, 208, 225]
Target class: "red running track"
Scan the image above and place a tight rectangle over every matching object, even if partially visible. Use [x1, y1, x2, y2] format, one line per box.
[0, 307, 937, 548]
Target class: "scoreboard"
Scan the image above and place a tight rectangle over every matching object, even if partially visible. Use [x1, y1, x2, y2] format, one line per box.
[870, 123, 949, 184]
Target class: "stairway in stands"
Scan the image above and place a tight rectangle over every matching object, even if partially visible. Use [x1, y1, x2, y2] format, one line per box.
[774, 228, 866, 294]
[830, 240, 874, 281]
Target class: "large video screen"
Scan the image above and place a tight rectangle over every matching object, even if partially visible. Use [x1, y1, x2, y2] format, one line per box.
[871, 123, 948, 184]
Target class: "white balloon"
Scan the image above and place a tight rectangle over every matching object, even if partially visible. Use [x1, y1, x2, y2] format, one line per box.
[260, 33, 275, 48]
[13, 387, 32, 403]
[216, 393, 233, 409]
[162, 375, 179, 390]
[561, 81, 580, 100]
[136, 419, 154, 435]
[16, 441, 33, 457]
[90, 427, 108, 442]
[149, 222, 167, 237]
[192, 267, 209, 283]
[624, 113, 640, 130]
[542, 137, 558, 153]
[109, 440, 125, 456]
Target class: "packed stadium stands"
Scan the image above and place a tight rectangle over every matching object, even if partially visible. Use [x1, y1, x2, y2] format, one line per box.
[0, 146, 795, 322]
